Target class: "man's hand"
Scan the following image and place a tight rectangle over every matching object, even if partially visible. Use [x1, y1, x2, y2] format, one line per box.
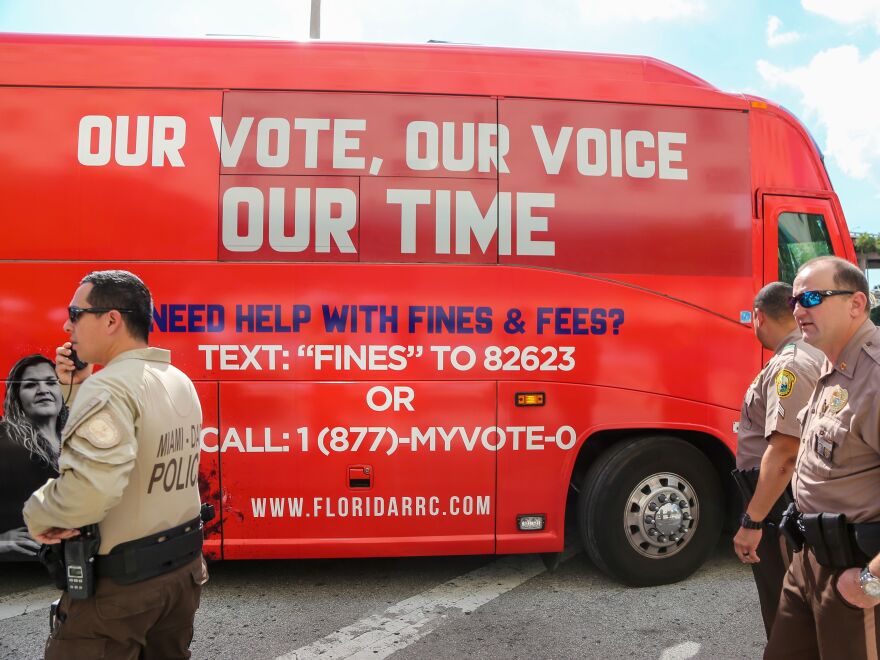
[733, 526, 762, 564]
[0, 527, 41, 557]
[55, 342, 93, 385]
[836, 568, 880, 609]
[33, 527, 81, 545]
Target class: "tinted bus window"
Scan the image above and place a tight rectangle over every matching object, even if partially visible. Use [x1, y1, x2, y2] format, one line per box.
[778, 212, 833, 284]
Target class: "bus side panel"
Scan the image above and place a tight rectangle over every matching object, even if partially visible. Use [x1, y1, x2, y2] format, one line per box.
[218, 91, 496, 179]
[749, 109, 830, 194]
[219, 174, 361, 262]
[0, 261, 753, 559]
[499, 99, 752, 319]
[360, 176, 500, 264]
[496, 382, 737, 554]
[0, 262, 756, 404]
[218, 381, 496, 559]
[0, 87, 221, 261]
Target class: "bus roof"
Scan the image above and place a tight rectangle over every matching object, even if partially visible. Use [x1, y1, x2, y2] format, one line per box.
[0, 33, 748, 110]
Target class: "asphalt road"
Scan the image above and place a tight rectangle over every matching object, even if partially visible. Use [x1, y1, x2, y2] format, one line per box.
[0, 534, 766, 659]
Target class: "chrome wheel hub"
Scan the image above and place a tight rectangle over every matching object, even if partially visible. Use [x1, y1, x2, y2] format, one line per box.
[623, 472, 699, 559]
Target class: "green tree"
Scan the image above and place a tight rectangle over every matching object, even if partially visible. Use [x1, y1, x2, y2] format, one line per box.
[853, 232, 879, 255]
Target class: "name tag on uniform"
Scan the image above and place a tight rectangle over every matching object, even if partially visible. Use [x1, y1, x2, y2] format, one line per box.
[816, 435, 834, 461]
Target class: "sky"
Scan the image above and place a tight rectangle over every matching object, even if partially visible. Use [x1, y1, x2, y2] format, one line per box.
[1, 0, 879, 237]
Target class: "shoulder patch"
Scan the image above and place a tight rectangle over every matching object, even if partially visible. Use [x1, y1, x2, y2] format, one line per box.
[775, 369, 797, 398]
[64, 389, 111, 436]
[77, 411, 121, 449]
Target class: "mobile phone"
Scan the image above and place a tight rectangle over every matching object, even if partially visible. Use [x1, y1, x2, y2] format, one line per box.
[69, 349, 88, 371]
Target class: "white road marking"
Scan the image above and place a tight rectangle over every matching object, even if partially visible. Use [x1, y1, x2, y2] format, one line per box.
[659, 641, 701, 660]
[278, 550, 574, 660]
[0, 585, 59, 621]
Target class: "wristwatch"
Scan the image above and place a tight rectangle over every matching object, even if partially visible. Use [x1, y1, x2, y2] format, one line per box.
[859, 566, 880, 598]
[740, 513, 762, 530]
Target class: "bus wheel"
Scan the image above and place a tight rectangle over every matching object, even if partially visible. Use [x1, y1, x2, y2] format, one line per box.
[577, 435, 723, 586]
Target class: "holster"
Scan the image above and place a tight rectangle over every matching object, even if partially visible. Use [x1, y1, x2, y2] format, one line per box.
[779, 502, 805, 553]
[780, 505, 880, 568]
[200, 502, 216, 523]
[802, 512, 855, 569]
[37, 544, 67, 590]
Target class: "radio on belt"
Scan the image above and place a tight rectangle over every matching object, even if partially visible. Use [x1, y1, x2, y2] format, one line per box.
[64, 524, 101, 600]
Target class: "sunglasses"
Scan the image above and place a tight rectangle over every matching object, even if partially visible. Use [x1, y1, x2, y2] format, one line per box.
[68, 306, 138, 323]
[787, 290, 856, 311]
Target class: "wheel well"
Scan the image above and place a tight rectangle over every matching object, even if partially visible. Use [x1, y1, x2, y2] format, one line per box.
[566, 429, 740, 532]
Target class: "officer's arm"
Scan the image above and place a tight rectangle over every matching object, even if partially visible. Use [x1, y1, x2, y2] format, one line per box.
[745, 432, 799, 521]
[23, 399, 136, 535]
[750, 357, 817, 522]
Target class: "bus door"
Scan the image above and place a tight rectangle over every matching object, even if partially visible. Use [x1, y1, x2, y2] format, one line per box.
[762, 194, 847, 286]
[761, 193, 845, 363]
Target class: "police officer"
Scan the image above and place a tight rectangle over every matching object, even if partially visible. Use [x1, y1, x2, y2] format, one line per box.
[733, 281, 822, 638]
[765, 256, 880, 659]
[23, 270, 207, 659]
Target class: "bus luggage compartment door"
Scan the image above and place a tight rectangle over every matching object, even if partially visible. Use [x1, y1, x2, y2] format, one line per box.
[217, 381, 497, 559]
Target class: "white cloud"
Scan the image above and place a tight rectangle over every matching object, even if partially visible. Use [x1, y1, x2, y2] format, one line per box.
[802, 0, 880, 32]
[578, 0, 706, 23]
[758, 45, 880, 179]
[766, 15, 801, 46]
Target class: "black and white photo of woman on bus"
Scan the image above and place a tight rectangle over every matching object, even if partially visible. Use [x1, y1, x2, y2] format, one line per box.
[0, 354, 66, 559]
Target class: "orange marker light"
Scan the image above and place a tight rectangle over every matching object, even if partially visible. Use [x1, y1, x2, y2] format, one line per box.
[515, 392, 545, 406]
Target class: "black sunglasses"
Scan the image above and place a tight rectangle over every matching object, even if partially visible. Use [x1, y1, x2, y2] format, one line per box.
[68, 306, 138, 323]
[787, 290, 856, 311]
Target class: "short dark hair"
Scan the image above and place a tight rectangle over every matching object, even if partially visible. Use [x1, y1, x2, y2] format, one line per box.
[798, 256, 870, 315]
[754, 281, 794, 321]
[81, 270, 153, 341]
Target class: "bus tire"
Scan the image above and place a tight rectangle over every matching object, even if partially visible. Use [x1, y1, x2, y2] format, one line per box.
[577, 435, 723, 586]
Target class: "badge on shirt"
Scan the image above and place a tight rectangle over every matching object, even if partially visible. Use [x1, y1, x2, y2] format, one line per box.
[816, 434, 834, 460]
[828, 386, 849, 414]
[775, 369, 796, 398]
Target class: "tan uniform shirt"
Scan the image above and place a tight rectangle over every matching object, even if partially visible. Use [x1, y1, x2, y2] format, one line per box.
[736, 329, 823, 471]
[23, 347, 202, 554]
[793, 319, 880, 522]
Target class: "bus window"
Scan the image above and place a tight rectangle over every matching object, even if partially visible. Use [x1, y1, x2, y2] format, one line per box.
[778, 212, 833, 284]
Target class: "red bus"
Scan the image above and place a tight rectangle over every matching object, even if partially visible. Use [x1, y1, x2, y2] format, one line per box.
[0, 34, 855, 585]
